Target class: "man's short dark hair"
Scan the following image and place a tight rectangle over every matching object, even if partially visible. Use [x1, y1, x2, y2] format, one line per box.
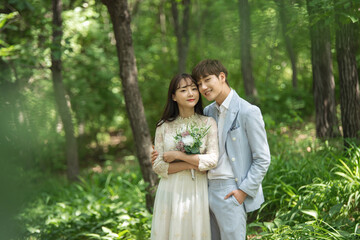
[191, 59, 229, 86]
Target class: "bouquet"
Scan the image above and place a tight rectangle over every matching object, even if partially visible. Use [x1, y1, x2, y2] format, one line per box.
[174, 123, 211, 180]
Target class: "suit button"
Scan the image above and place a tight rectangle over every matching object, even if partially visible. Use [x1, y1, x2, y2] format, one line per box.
[232, 137, 236, 141]
[231, 158, 235, 162]
[235, 178, 238, 182]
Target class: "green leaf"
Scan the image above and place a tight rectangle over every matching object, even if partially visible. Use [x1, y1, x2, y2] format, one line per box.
[301, 210, 318, 220]
[329, 203, 342, 217]
[81, 233, 101, 239]
[264, 221, 276, 231]
[118, 229, 129, 237]
[102, 226, 112, 233]
[0, 12, 19, 29]
[27, 227, 41, 234]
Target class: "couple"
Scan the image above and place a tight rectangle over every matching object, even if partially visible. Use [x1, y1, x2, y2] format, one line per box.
[151, 59, 271, 240]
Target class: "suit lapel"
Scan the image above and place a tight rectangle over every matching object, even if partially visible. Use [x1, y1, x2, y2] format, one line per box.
[207, 103, 219, 123]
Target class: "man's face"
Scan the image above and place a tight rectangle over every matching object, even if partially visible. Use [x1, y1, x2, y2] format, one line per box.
[197, 73, 226, 102]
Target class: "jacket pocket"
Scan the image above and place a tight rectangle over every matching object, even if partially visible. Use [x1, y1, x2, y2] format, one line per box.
[229, 127, 241, 139]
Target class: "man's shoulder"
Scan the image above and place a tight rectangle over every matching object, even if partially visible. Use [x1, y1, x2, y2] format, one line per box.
[204, 102, 217, 114]
[228, 91, 247, 108]
[231, 91, 261, 114]
[240, 98, 259, 111]
[205, 102, 217, 109]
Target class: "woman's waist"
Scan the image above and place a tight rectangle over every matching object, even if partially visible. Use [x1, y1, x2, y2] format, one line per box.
[169, 169, 207, 178]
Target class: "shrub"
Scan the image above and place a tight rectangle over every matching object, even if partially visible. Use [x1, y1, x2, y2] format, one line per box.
[17, 165, 151, 240]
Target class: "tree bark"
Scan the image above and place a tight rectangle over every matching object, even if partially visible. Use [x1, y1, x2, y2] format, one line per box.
[307, 0, 339, 138]
[238, 0, 257, 101]
[278, 0, 298, 89]
[171, 0, 190, 73]
[51, 0, 79, 181]
[101, 0, 158, 212]
[335, 1, 360, 143]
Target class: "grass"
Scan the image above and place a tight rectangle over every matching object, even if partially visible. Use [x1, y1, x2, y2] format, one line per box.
[14, 123, 360, 240]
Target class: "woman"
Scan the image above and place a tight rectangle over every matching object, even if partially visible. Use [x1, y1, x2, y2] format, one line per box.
[151, 73, 219, 240]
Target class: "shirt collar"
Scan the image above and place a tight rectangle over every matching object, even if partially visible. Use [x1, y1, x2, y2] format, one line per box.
[215, 89, 234, 112]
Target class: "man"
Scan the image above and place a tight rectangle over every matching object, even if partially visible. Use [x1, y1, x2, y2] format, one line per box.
[152, 59, 270, 239]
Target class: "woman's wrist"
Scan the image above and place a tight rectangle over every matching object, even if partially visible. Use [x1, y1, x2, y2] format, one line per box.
[175, 152, 198, 167]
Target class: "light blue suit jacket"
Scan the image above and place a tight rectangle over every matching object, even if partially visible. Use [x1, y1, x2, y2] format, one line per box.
[204, 90, 271, 213]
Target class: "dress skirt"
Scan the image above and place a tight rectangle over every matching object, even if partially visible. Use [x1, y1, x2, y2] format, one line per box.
[151, 170, 211, 240]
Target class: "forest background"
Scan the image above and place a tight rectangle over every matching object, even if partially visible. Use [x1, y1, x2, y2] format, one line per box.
[0, 0, 360, 239]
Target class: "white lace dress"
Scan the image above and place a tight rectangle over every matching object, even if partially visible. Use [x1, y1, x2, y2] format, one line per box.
[151, 114, 219, 240]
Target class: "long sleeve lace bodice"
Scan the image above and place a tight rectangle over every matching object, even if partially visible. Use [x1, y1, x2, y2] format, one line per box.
[153, 114, 219, 178]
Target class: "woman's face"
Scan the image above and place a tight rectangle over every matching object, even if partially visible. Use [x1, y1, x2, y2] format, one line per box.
[172, 78, 199, 109]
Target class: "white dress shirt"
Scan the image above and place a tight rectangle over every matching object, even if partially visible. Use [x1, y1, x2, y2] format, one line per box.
[208, 89, 235, 180]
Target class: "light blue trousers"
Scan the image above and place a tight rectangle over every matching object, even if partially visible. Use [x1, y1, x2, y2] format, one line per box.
[208, 179, 247, 240]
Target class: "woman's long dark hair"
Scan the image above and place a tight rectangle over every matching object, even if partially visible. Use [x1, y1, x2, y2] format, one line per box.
[156, 73, 203, 127]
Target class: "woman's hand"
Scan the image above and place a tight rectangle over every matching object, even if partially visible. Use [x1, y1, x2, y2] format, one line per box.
[190, 165, 199, 171]
[151, 147, 159, 166]
[163, 151, 182, 163]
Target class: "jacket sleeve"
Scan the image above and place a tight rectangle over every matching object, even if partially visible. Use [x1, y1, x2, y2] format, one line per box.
[239, 106, 271, 198]
[203, 105, 209, 116]
[152, 124, 169, 178]
[198, 117, 219, 171]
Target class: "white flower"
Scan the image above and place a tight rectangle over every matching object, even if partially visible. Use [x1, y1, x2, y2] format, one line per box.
[182, 135, 194, 146]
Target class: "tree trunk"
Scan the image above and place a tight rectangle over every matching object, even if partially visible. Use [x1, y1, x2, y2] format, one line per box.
[278, 0, 298, 89]
[171, 0, 190, 73]
[238, 0, 257, 101]
[159, 0, 167, 53]
[307, 0, 339, 138]
[101, 0, 158, 212]
[51, 0, 79, 181]
[335, 1, 360, 143]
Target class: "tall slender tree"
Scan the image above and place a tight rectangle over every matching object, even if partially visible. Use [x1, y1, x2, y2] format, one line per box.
[159, 0, 167, 53]
[307, 0, 339, 138]
[171, 0, 190, 73]
[101, 0, 158, 212]
[238, 0, 257, 101]
[334, 0, 360, 143]
[277, 0, 298, 89]
[51, 0, 79, 181]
